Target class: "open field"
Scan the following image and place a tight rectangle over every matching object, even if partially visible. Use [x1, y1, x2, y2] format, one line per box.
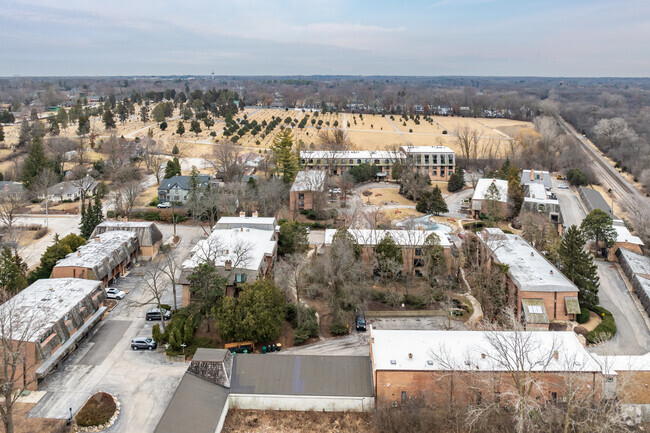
[222, 410, 374, 433]
[365, 187, 415, 206]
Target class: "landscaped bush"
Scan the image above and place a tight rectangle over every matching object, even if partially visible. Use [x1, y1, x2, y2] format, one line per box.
[576, 306, 590, 324]
[34, 227, 48, 240]
[402, 294, 427, 309]
[329, 320, 349, 336]
[586, 306, 616, 344]
[288, 304, 319, 345]
[75, 392, 116, 427]
[149, 197, 159, 207]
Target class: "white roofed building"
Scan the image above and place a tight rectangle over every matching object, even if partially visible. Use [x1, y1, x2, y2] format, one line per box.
[471, 178, 509, 218]
[521, 182, 564, 234]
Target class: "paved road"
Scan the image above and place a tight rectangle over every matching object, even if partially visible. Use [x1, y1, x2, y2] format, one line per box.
[28, 223, 205, 433]
[589, 261, 650, 356]
[550, 177, 586, 229]
[443, 188, 473, 220]
[14, 214, 81, 268]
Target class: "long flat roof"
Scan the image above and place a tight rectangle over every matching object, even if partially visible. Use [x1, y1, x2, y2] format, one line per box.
[618, 248, 650, 276]
[291, 170, 326, 192]
[216, 215, 277, 226]
[0, 278, 102, 342]
[472, 178, 508, 202]
[401, 145, 454, 154]
[300, 150, 403, 160]
[371, 328, 602, 373]
[613, 225, 644, 246]
[182, 228, 276, 271]
[480, 228, 578, 293]
[231, 355, 374, 397]
[324, 229, 451, 247]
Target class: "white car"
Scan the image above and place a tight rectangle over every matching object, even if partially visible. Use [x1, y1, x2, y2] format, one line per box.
[106, 288, 126, 300]
[558, 184, 569, 189]
[157, 202, 172, 208]
[328, 188, 342, 195]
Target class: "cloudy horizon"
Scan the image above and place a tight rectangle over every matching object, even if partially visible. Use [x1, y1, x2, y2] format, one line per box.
[2, 0, 649, 77]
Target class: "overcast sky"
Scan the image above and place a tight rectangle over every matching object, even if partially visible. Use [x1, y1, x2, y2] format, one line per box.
[2, 0, 649, 77]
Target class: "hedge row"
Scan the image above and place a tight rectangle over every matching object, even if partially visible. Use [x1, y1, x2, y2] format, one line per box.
[586, 306, 616, 344]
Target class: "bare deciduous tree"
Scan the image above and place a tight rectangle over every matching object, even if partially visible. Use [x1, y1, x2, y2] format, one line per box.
[454, 126, 483, 167]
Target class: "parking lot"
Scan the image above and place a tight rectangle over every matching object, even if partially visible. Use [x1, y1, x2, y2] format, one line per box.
[28, 223, 205, 432]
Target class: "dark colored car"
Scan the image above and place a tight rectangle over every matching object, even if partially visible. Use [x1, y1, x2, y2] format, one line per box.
[355, 311, 366, 332]
[131, 337, 157, 350]
[145, 308, 171, 321]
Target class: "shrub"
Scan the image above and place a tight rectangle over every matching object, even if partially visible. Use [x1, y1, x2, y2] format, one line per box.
[158, 304, 171, 311]
[329, 321, 349, 336]
[294, 327, 312, 345]
[34, 227, 48, 240]
[574, 325, 588, 337]
[75, 392, 116, 427]
[106, 210, 116, 218]
[576, 306, 590, 324]
[586, 306, 616, 344]
[149, 197, 159, 207]
[402, 294, 427, 309]
[152, 324, 165, 344]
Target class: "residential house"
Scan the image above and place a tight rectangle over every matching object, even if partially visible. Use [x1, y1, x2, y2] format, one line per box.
[471, 178, 509, 219]
[324, 228, 452, 277]
[0, 181, 25, 199]
[608, 220, 644, 261]
[290, 170, 327, 212]
[154, 349, 374, 433]
[521, 183, 563, 234]
[520, 170, 553, 189]
[593, 353, 650, 419]
[179, 226, 277, 304]
[44, 175, 98, 203]
[370, 328, 606, 408]
[0, 278, 106, 390]
[91, 221, 163, 259]
[51, 231, 139, 287]
[158, 175, 210, 203]
[478, 228, 581, 327]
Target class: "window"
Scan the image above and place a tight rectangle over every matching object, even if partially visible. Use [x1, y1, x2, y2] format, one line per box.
[375, 159, 380, 164]
[432, 155, 437, 164]
[298, 193, 304, 200]
[39, 329, 54, 344]
[415, 248, 422, 256]
[357, 159, 361, 164]
[235, 273, 247, 283]
[424, 155, 429, 164]
[401, 391, 407, 404]
[432, 170, 437, 176]
[527, 305, 544, 314]
[551, 392, 557, 403]
[448, 155, 454, 164]
[440, 155, 445, 164]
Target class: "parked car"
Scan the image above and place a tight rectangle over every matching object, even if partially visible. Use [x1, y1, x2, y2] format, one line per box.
[145, 308, 171, 321]
[355, 311, 366, 332]
[105, 288, 126, 300]
[328, 188, 342, 194]
[131, 337, 157, 351]
[305, 226, 311, 234]
[157, 202, 171, 208]
[558, 184, 569, 189]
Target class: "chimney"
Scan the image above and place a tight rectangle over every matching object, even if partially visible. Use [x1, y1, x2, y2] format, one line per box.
[224, 260, 232, 271]
[408, 353, 413, 359]
[240, 227, 244, 232]
[77, 251, 81, 257]
[550, 270, 554, 275]
[530, 252, 534, 257]
[239, 211, 246, 217]
[540, 171, 544, 180]
[94, 236, 101, 242]
[252, 211, 259, 218]
[553, 350, 559, 360]
[481, 353, 486, 359]
[530, 170, 534, 181]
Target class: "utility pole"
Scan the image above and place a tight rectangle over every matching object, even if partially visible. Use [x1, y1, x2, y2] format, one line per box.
[171, 200, 177, 238]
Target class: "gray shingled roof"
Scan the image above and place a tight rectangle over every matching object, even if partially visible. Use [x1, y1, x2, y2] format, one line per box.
[158, 175, 210, 192]
[91, 221, 163, 247]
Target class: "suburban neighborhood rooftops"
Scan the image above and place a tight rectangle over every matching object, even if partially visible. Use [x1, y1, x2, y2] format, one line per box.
[0, 278, 103, 342]
[400, 145, 454, 154]
[182, 227, 276, 271]
[480, 228, 578, 293]
[158, 174, 210, 191]
[215, 215, 278, 232]
[0, 181, 25, 197]
[472, 178, 508, 203]
[91, 221, 163, 247]
[48, 175, 98, 198]
[291, 170, 327, 192]
[520, 170, 552, 189]
[300, 150, 404, 160]
[370, 328, 603, 373]
[54, 231, 139, 280]
[523, 183, 559, 204]
[324, 229, 451, 248]
[231, 355, 374, 397]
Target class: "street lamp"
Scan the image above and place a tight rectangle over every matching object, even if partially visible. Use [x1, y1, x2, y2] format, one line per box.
[66, 407, 72, 426]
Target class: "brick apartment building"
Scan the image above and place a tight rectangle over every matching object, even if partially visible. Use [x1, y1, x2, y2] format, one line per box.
[91, 221, 163, 259]
[0, 279, 106, 390]
[471, 178, 509, 219]
[289, 170, 327, 212]
[300, 145, 455, 182]
[370, 329, 606, 408]
[478, 228, 581, 328]
[324, 228, 452, 277]
[51, 231, 139, 287]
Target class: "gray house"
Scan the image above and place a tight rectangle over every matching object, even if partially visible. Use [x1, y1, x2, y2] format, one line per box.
[0, 181, 25, 199]
[158, 175, 210, 203]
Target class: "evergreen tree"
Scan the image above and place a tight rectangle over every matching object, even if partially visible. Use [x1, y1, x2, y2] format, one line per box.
[21, 137, 51, 188]
[171, 144, 179, 156]
[176, 121, 185, 136]
[103, 108, 116, 129]
[48, 117, 60, 135]
[152, 103, 166, 122]
[76, 115, 90, 136]
[27, 234, 86, 283]
[116, 102, 129, 122]
[0, 247, 28, 295]
[140, 105, 150, 122]
[581, 209, 617, 254]
[558, 225, 600, 307]
[416, 186, 448, 215]
[375, 235, 403, 280]
[160, 121, 167, 131]
[270, 129, 299, 183]
[190, 120, 202, 135]
[79, 194, 104, 239]
[0, 123, 4, 142]
[56, 106, 68, 128]
[508, 177, 524, 218]
[18, 120, 31, 148]
[447, 167, 465, 192]
[92, 193, 104, 226]
[164, 157, 182, 179]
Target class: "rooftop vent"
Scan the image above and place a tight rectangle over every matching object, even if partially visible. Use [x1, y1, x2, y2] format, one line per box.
[550, 270, 554, 275]
[390, 360, 397, 365]
[553, 350, 559, 360]
[77, 251, 82, 257]
[530, 252, 534, 257]
[408, 353, 413, 359]
[426, 360, 433, 366]
[481, 353, 486, 359]
[464, 360, 471, 366]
